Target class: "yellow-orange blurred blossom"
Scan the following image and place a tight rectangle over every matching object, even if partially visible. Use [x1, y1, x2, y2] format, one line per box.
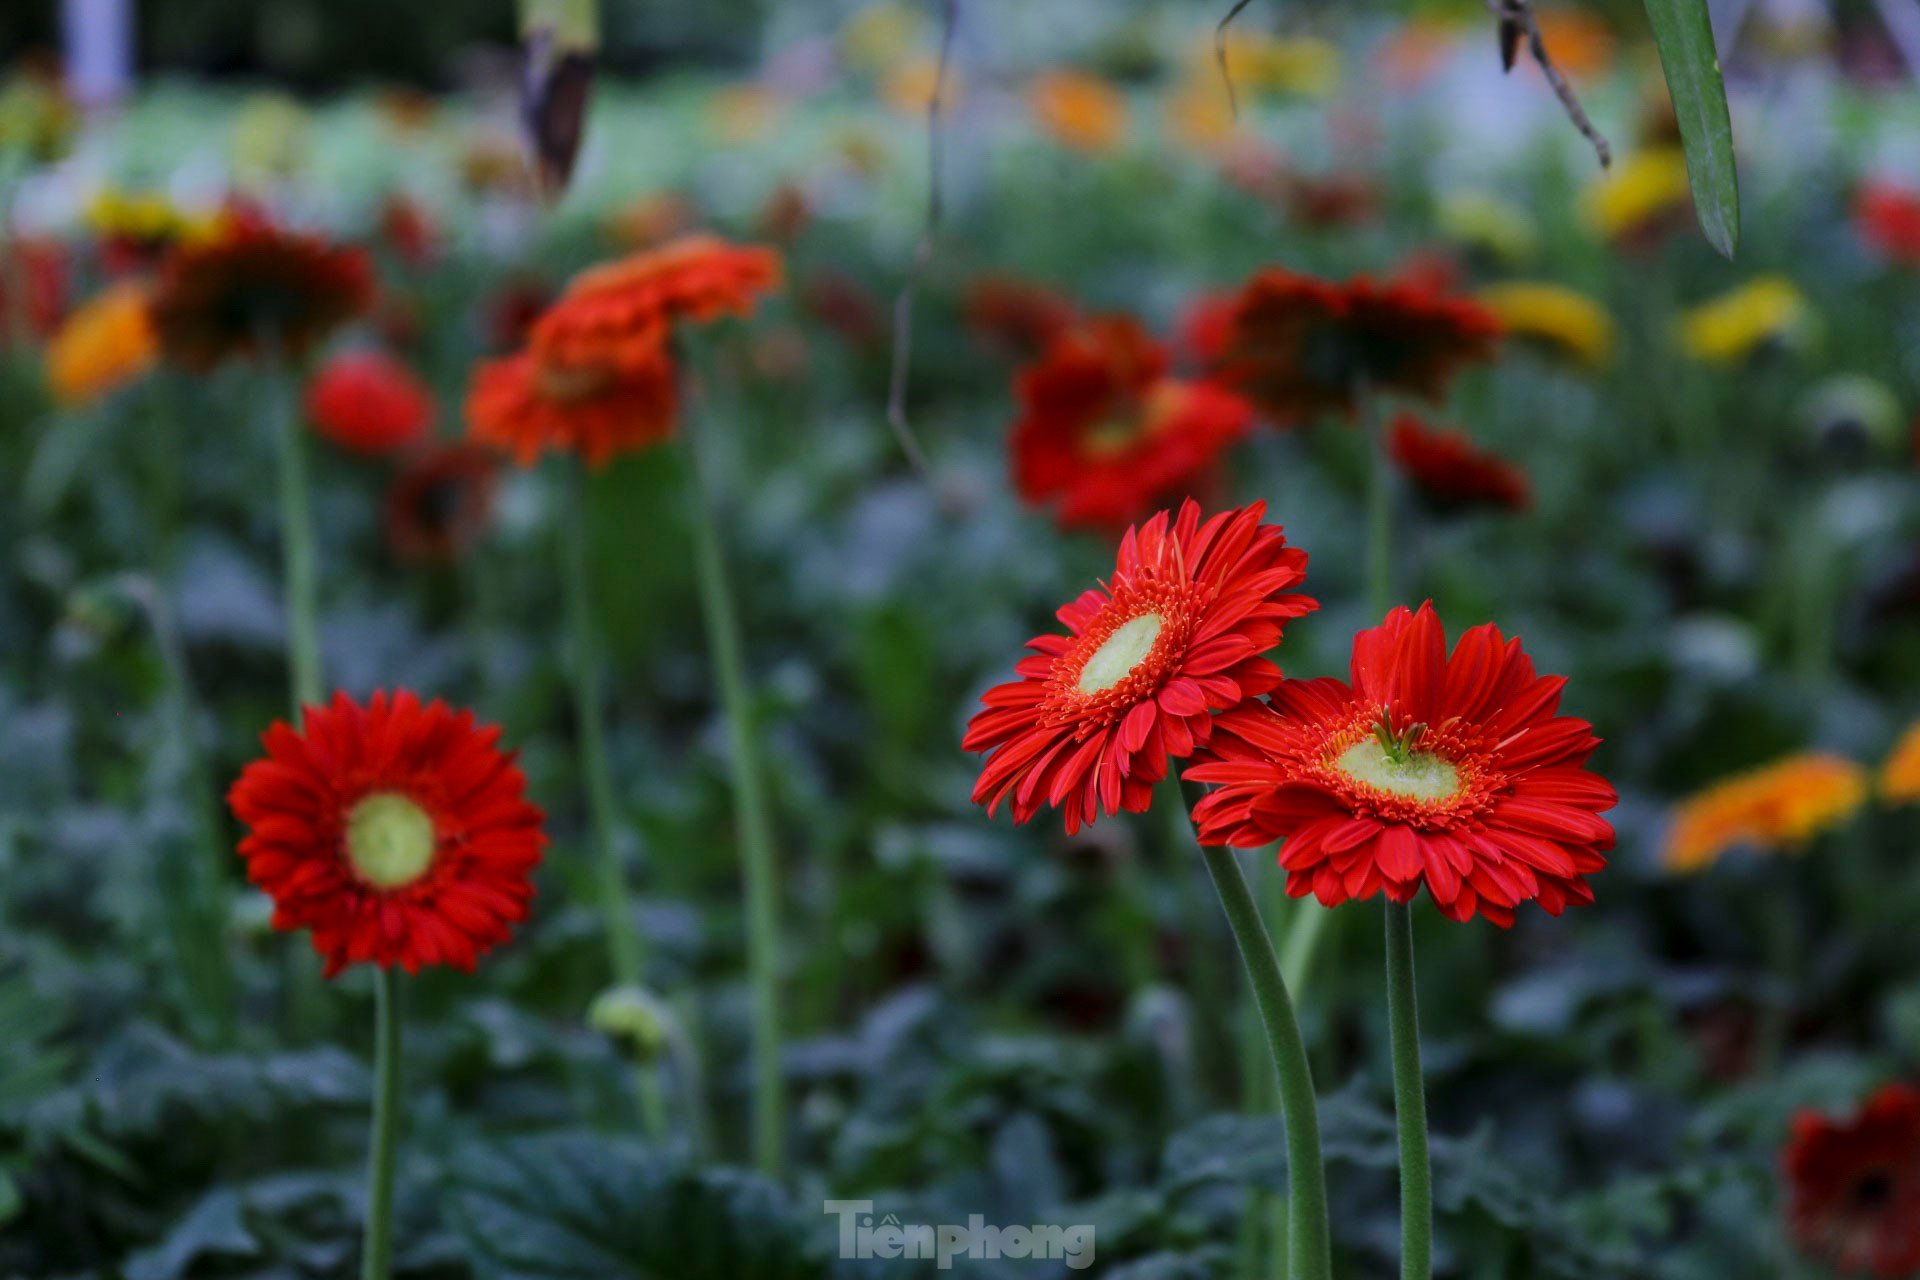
[1680, 277, 1815, 365]
[45, 283, 159, 406]
[1028, 70, 1127, 152]
[1584, 148, 1691, 241]
[1663, 753, 1870, 874]
[1881, 723, 1920, 804]
[1477, 281, 1614, 369]
[882, 55, 963, 118]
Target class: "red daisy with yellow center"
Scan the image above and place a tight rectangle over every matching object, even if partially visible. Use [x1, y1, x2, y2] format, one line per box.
[965, 500, 1317, 834]
[530, 233, 782, 374]
[465, 347, 678, 468]
[1783, 1083, 1920, 1279]
[1188, 602, 1614, 926]
[1012, 316, 1254, 530]
[228, 690, 546, 976]
[1213, 266, 1502, 424]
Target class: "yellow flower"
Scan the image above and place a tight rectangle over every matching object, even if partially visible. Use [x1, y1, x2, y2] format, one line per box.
[1881, 723, 1920, 804]
[1663, 753, 1869, 874]
[842, 3, 922, 74]
[1204, 31, 1342, 99]
[0, 71, 77, 164]
[1028, 70, 1127, 153]
[881, 55, 963, 118]
[1161, 76, 1236, 152]
[1437, 192, 1540, 266]
[1583, 148, 1691, 240]
[83, 188, 219, 248]
[45, 283, 158, 407]
[1477, 281, 1614, 368]
[1678, 276, 1813, 365]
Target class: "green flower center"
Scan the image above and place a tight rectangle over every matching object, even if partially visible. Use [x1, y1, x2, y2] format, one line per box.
[1334, 739, 1461, 802]
[344, 792, 437, 890]
[1078, 613, 1164, 694]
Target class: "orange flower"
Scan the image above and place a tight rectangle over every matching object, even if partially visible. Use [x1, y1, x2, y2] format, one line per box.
[1881, 721, 1920, 804]
[1662, 753, 1869, 873]
[45, 282, 158, 406]
[531, 234, 782, 376]
[1029, 70, 1128, 152]
[466, 348, 678, 469]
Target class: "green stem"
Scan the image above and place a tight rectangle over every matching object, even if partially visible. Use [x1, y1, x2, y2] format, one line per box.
[270, 360, 322, 712]
[1194, 824, 1332, 1280]
[1385, 900, 1432, 1280]
[681, 434, 784, 1176]
[1279, 899, 1330, 995]
[361, 969, 402, 1280]
[1158, 776, 1227, 1097]
[556, 463, 665, 1137]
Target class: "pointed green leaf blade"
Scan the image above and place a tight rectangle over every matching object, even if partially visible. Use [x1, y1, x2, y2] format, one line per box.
[1642, 0, 1740, 257]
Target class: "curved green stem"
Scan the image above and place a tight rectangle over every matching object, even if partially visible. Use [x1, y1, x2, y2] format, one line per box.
[681, 434, 784, 1176]
[1385, 900, 1432, 1280]
[361, 970, 402, 1280]
[1193, 828, 1332, 1279]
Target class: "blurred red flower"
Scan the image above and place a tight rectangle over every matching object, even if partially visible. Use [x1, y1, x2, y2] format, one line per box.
[1387, 414, 1531, 512]
[1212, 267, 1502, 424]
[1783, 1083, 1920, 1279]
[964, 274, 1078, 358]
[1856, 181, 1920, 264]
[465, 347, 677, 468]
[227, 690, 545, 977]
[532, 233, 782, 375]
[378, 195, 440, 266]
[1189, 603, 1614, 925]
[305, 349, 434, 456]
[0, 238, 69, 340]
[1011, 317, 1254, 529]
[965, 500, 1317, 834]
[150, 217, 373, 370]
[386, 445, 498, 563]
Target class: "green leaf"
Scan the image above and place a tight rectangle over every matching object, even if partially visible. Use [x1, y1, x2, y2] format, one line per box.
[1641, 0, 1740, 257]
[446, 1133, 826, 1279]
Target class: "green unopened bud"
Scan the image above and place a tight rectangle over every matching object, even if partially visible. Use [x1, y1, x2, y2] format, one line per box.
[1799, 374, 1902, 465]
[588, 985, 671, 1062]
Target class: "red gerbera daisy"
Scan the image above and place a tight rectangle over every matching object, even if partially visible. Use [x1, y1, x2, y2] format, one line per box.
[227, 690, 546, 977]
[1856, 181, 1920, 265]
[305, 349, 434, 457]
[1188, 603, 1614, 926]
[531, 233, 782, 375]
[1011, 317, 1254, 529]
[465, 347, 678, 468]
[385, 445, 498, 563]
[149, 216, 374, 371]
[1212, 267, 1503, 424]
[964, 500, 1318, 834]
[1783, 1083, 1920, 1279]
[1387, 414, 1531, 512]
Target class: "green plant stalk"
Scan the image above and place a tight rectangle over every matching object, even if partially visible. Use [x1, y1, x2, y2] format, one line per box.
[361, 969, 402, 1280]
[555, 462, 666, 1136]
[1192, 822, 1332, 1279]
[681, 433, 785, 1176]
[1385, 900, 1432, 1280]
[1158, 776, 1227, 1094]
[269, 360, 323, 713]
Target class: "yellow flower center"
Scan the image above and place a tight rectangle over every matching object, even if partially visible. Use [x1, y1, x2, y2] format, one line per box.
[1335, 739, 1460, 802]
[344, 792, 437, 889]
[1078, 613, 1164, 694]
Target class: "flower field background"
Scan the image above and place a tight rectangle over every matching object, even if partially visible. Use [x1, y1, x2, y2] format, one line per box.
[7, 2, 1920, 1277]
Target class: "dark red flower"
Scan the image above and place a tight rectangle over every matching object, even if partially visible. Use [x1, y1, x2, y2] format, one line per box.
[1178, 290, 1238, 371]
[386, 446, 498, 563]
[1212, 267, 1503, 424]
[304, 349, 434, 456]
[150, 218, 374, 371]
[1856, 181, 1920, 264]
[800, 270, 888, 351]
[227, 690, 546, 976]
[378, 195, 440, 266]
[964, 274, 1078, 358]
[0, 237, 69, 340]
[1188, 603, 1614, 926]
[1783, 1083, 1920, 1278]
[965, 500, 1317, 834]
[484, 277, 554, 352]
[1387, 414, 1531, 512]
[1011, 317, 1253, 529]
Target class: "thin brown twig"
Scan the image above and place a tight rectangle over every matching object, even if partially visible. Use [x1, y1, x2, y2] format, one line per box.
[1214, 0, 1259, 122]
[883, 0, 958, 480]
[1491, 0, 1612, 168]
